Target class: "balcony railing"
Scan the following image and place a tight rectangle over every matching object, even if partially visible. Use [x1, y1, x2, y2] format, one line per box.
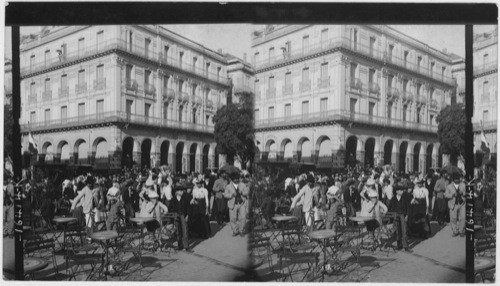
[430, 99, 438, 109]
[21, 111, 214, 133]
[21, 37, 230, 86]
[300, 81, 311, 92]
[387, 87, 400, 101]
[416, 94, 426, 105]
[473, 120, 497, 132]
[144, 83, 156, 96]
[180, 92, 190, 103]
[402, 91, 414, 102]
[233, 84, 253, 94]
[255, 109, 438, 133]
[28, 94, 37, 104]
[474, 61, 498, 76]
[266, 88, 276, 98]
[368, 82, 380, 94]
[318, 77, 330, 89]
[59, 87, 69, 97]
[125, 79, 138, 91]
[42, 90, 52, 101]
[282, 84, 293, 96]
[93, 78, 106, 91]
[349, 78, 363, 90]
[162, 88, 176, 101]
[75, 83, 87, 94]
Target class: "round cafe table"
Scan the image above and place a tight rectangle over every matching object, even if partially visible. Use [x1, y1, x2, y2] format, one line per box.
[24, 257, 49, 278]
[309, 230, 339, 275]
[475, 256, 495, 282]
[130, 217, 158, 252]
[349, 216, 375, 223]
[474, 225, 483, 231]
[91, 230, 119, 281]
[53, 217, 77, 251]
[271, 215, 298, 252]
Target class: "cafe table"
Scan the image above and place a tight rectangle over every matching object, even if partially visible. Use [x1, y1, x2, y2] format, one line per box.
[474, 256, 495, 282]
[90, 230, 119, 281]
[271, 215, 298, 252]
[308, 229, 340, 275]
[52, 217, 77, 251]
[130, 217, 158, 252]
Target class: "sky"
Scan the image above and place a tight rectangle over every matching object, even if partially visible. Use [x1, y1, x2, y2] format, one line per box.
[4, 24, 498, 61]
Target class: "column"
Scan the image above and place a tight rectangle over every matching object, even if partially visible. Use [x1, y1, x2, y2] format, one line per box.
[168, 148, 176, 172]
[183, 152, 189, 173]
[151, 151, 160, 168]
[53, 153, 61, 163]
[196, 152, 203, 173]
[277, 150, 284, 162]
[88, 151, 96, 165]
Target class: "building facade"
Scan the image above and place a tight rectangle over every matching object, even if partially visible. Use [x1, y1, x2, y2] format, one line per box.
[473, 27, 497, 162]
[226, 53, 254, 104]
[252, 25, 454, 173]
[450, 53, 465, 105]
[20, 25, 231, 173]
[4, 58, 12, 106]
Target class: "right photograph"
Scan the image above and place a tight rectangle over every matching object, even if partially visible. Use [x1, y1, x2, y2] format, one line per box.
[248, 24, 497, 283]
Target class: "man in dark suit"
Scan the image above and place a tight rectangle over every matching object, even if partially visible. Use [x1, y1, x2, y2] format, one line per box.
[388, 184, 412, 252]
[224, 172, 249, 237]
[444, 172, 466, 237]
[169, 183, 193, 252]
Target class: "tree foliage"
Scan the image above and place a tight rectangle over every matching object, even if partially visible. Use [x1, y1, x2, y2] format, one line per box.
[4, 104, 13, 157]
[213, 90, 255, 169]
[436, 103, 466, 165]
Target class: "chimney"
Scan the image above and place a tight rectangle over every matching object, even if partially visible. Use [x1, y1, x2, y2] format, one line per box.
[243, 53, 247, 61]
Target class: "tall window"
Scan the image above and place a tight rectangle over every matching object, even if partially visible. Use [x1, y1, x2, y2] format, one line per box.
[302, 68, 309, 82]
[268, 76, 275, 98]
[78, 38, 85, 57]
[96, 31, 104, 50]
[179, 51, 184, 68]
[163, 102, 169, 119]
[96, 65, 104, 89]
[350, 63, 357, 79]
[44, 50, 50, 67]
[44, 109, 50, 124]
[301, 101, 309, 117]
[285, 72, 291, 87]
[320, 63, 328, 79]
[145, 70, 151, 85]
[163, 46, 169, 61]
[192, 108, 197, 124]
[416, 83, 422, 96]
[44, 78, 51, 99]
[402, 105, 407, 121]
[430, 62, 435, 77]
[254, 80, 260, 99]
[483, 110, 489, 122]
[284, 104, 291, 118]
[145, 103, 151, 119]
[369, 37, 376, 57]
[217, 67, 221, 80]
[205, 62, 210, 77]
[417, 56, 422, 71]
[178, 80, 184, 93]
[403, 51, 409, 67]
[30, 55, 35, 71]
[350, 98, 357, 118]
[483, 53, 489, 67]
[254, 109, 260, 121]
[78, 103, 85, 120]
[126, 99, 133, 119]
[96, 100, 104, 119]
[302, 35, 309, 53]
[320, 98, 328, 115]
[268, 47, 274, 63]
[388, 44, 394, 62]
[353, 29, 358, 50]
[193, 57, 197, 71]
[178, 105, 184, 122]
[77, 70, 86, 93]
[145, 38, 151, 58]
[60, 74, 68, 96]
[369, 69, 375, 84]
[268, 106, 274, 119]
[30, 82, 36, 99]
[60, 106, 67, 122]
[368, 102, 375, 117]
[483, 81, 489, 101]
[254, 52, 260, 65]
[403, 79, 408, 92]
[321, 29, 328, 45]
[30, 111, 36, 124]
[416, 107, 421, 123]
[387, 102, 393, 119]
[126, 64, 133, 80]
[441, 67, 446, 80]
[430, 114, 434, 125]
[128, 31, 133, 51]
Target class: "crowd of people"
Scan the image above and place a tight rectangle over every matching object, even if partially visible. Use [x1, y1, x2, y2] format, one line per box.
[3, 164, 253, 251]
[255, 164, 496, 252]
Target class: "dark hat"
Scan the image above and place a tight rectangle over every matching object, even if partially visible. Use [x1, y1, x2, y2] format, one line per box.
[452, 172, 461, 180]
[230, 172, 241, 180]
[306, 174, 315, 183]
[85, 176, 95, 186]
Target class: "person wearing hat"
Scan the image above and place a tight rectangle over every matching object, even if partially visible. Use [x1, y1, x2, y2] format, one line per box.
[142, 191, 168, 233]
[212, 170, 229, 226]
[388, 184, 412, 252]
[433, 170, 449, 226]
[188, 178, 211, 239]
[408, 177, 430, 238]
[324, 185, 342, 231]
[71, 176, 96, 231]
[361, 184, 388, 241]
[224, 172, 249, 237]
[169, 182, 193, 252]
[444, 172, 466, 237]
[139, 178, 157, 217]
[290, 174, 315, 231]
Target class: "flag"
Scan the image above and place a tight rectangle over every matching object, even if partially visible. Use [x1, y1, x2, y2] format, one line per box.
[28, 122, 38, 155]
[480, 121, 490, 155]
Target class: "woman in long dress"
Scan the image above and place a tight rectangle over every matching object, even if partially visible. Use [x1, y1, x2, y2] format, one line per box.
[189, 178, 211, 239]
[408, 177, 430, 238]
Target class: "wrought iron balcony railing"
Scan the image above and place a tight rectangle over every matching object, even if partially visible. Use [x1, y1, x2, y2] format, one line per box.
[300, 81, 311, 92]
[93, 78, 106, 91]
[125, 79, 138, 91]
[162, 88, 176, 101]
[318, 77, 330, 89]
[474, 61, 498, 76]
[368, 82, 380, 94]
[349, 78, 363, 90]
[282, 84, 293, 96]
[402, 91, 414, 102]
[75, 83, 87, 94]
[144, 83, 156, 96]
[42, 91, 52, 101]
[58, 87, 69, 97]
[266, 88, 276, 98]
[387, 87, 400, 101]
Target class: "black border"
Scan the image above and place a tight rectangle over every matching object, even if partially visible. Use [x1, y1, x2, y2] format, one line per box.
[5, 2, 498, 26]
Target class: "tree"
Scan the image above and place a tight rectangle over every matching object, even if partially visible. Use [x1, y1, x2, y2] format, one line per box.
[436, 103, 466, 166]
[4, 104, 14, 157]
[213, 90, 255, 169]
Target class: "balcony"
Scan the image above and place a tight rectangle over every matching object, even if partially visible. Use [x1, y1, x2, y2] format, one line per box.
[349, 78, 363, 90]
[282, 84, 293, 96]
[401, 91, 414, 103]
[162, 88, 176, 101]
[387, 87, 400, 101]
[180, 92, 190, 103]
[93, 78, 106, 91]
[368, 82, 380, 94]
[75, 83, 87, 94]
[28, 94, 37, 104]
[473, 120, 497, 132]
[318, 77, 330, 89]
[299, 81, 311, 92]
[255, 109, 438, 134]
[266, 88, 276, 98]
[21, 111, 215, 134]
[233, 84, 253, 94]
[430, 99, 438, 110]
[206, 99, 214, 109]
[42, 90, 52, 101]
[125, 79, 138, 92]
[474, 61, 498, 76]
[416, 94, 426, 105]
[144, 83, 156, 96]
[21, 38, 230, 86]
[195, 96, 203, 106]
[59, 87, 69, 98]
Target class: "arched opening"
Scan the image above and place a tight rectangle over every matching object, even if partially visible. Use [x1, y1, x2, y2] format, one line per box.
[317, 136, 333, 165]
[384, 140, 393, 165]
[298, 138, 312, 163]
[413, 143, 421, 173]
[438, 145, 444, 168]
[160, 140, 170, 166]
[282, 139, 293, 162]
[202, 144, 210, 171]
[122, 137, 134, 168]
[94, 138, 109, 169]
[264, 140, 276, 161]
[59, 141, 70, 163]
[190, 143, 198, 173]
[141, 139, 152, 168]
[399, 141, 408, 173]
[364, 138, 376, 168]
[346, 136, 357, 167]
[214, 145, 220, 169]
[75, 139, 88, 164]
[176, 142, 184, 173]
[426, 144, 434, 173]
[44, 143, 54, 163]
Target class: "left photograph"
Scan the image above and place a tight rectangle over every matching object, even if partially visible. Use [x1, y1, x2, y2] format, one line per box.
[3, 25, 256, 281]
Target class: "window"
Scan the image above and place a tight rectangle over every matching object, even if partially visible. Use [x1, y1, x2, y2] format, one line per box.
[416, 83, 422, 96]
[430, 87, 435, 101]
[163, 75, 169, 89]
[205, 62, 210, 76]
[125, 65, 133, 80]
[320, 63, 328, 79]
[145, 103, 151, 119]
[145, 70, 151, 85]
[128, 31, 133, 51]
[30, 82, 36, 100]
[179, 51, 184, 68]
[96, 100, 104, 119]
[78, 103, 85, 120]
[268, 106, 274, 119]
[78, 38, 85, 57]
[302, 101, 309, 116]
[483, 53, 489, 67]
[60, 75, 68, 95]
[61, 106, 67, 122]
[254, 52, 260, 65]
[350, 63, 357, 79]
[30, 55, 35, 71]
[178, 105, 183, 122]
[369, 69, 375, 84]
[217, 67, 221, 80]
[96, 65, 104, 89]
[353, 29, 358, 50]
[77, 70, 86, 93]
[285, 72, 291, 86]
[483, 81, 489, 101]
[126, 100, 133, 118]
[96, 31, 104, 50]
[430, 114, 434, 125]
[268, 47, 274, 63]
[302, 68, 309, 82]
[388, 44, 394, 61]
[403, 79, 408, 92]
[441, 67, 446, 80]
[193, 57, 197, 71]
[178, 80, 184, 93]
[44, 109, 50, 123]
[30, 111, 36, 124]
[302, 35, 309, 53]
[163, 102, 169, 119]
[388, 75, 394, 88]
[350, 98, 357, 118]
[254, 109, 260, 121]
[44, 50, 50, 67]
[430, 62, 435, 77]
[369, 102, 375, 117]
[483, 110, 489, 122]
[145, 38, 151, 58]
[163, 46, 169, 61]
[417, 56, 422, 71]
[192, 107, 197, 124]
[268, 76, 275, 97]
[403, 51, 409, 67]
[321, 29, 328, 45]
[369, 37, 376, 57]
[284, 104, 291, 118]
[387, 102, 393, 119]
[254, 80, 260, 99]
[44, 78, 51, 94]
[416, 107, 421, 123]
[320, 98, 328, 115]
[403, 105, 407, 121]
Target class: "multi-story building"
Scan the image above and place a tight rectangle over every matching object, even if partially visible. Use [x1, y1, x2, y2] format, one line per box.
[473, 27, 497, 163]
[252, 25, 454, 173]
[226, 53, 254, 104]
[450, 53, 465, 105]
[4, 58, 12, 106]
[20, 25, 231, 173]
